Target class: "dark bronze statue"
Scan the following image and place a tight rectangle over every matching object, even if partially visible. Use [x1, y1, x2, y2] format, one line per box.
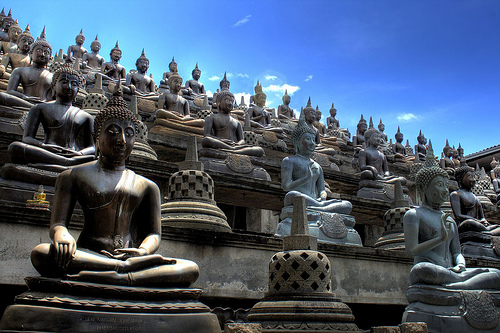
[3, 24, 33, 71]
[415, 130, 427, 162]
[101, 41, 126, 80]
[185, 63, 206, 95]
[8, 61, 95, 168]
[66, 29, 87, 60]
[313, 106, 326, 135]
[352, 115, 367, 146]
[378, 119, 388, 142]
[82, 35, 104, 69]
[0, 10, 14, 42]
[439, 139, 455, 178]
[125, 49, 156, 95]
[31, 92, 199, 287]
[326, 103, 339, 129]
[0, 19, 21, 54]
[277, 90, 294, 120]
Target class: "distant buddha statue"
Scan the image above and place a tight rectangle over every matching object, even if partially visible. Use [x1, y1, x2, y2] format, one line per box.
[202, 90, 264, 157]
[451, 146, 460, 168]
[359, 126, 407, 185]
[66, 29, 87, 60]
[7, 61, 95, 170]
[184, 63, 206, 96]
[326, 103, 339, 129]
[0, 19, 21, 54]
[313, 106, 326, 135]
[439, 139, 456, 178]
[492, 165, 500, 206]
[277, 89, 295, 121]
[247, 84, 282, 133]
[352, 115, 367, 146]
[392, 126, 410, 162]
[101, 41, 126, 80]
[155, 73, 204, 134]
[82, 35, 104, 69]
[30, 92, 199, 287]
[415, 130, 427, 162]
[164, 56, 178, 80]
[450, 164, 500, 240]
[211, 72, 230, 110]
[0, 10, 14, 42]
[124, 49, 156, 96]
[378, 119, 388, 142]
[0, 29, 53, 108]
[403, 146, 500, 289]
[3, 24, 33, 71]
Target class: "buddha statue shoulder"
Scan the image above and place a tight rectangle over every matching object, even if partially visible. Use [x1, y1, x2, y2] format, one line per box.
[31, 92, 199, 287]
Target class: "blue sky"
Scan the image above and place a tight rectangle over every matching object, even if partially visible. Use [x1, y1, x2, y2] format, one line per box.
[6, 0, 500, 156]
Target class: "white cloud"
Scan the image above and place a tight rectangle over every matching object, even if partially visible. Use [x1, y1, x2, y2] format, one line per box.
[233, 15, 252, 27]
[237, 73, 249, 78]
[234, 92, 252, 105]
[262, 84, 300, 95]
[265, 75, 278, 81]
[208, 76, 220, 81]
[226, 72, 234, 78]
[206, 90, 213, 98]
[305, 75, 313, 82]
[397, 113, 419, 123]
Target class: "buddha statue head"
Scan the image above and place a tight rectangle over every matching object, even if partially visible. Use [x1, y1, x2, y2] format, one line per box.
[303, 97, 316, 125]
[216, 90, 234, 113]
[192, 63, 201, 80]
[357, 115, 367, 134]
[417, 130, 427, 145]
[110, 41, 122, 62]
[17, 24, 33, 53]
[90, 35, 101, 53]
[7, 19, 21, 43]
[75, 29, 85, 45]
[1, 11, 14, 33]
[329, 103, 337, 117]
[220, 72, 230, 91]
[378, 119, 385, 132]
[457, 143, 464, 158]
[282, 89, 290, 105]
[254, 80, 262, 94]
[315, 106, 322, 121]
[292, 109, 316, 157]
[415, 141, 449, 206]
[167, 73, 183, 93]
[135, 49, 149, 74]
[168, 57, 177, 73]
[51, 59, 81, 101]
[364, 127, 382, 148]
[30, 28, 52, 67]
[443, 139, 452, 158]
[455, 164, 475, 190]
[395, 126, 403, 143]
[254, 91, 267, 108]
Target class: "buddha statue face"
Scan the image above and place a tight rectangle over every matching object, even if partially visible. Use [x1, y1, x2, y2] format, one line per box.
[75, 34, 85, 45]
[282, 95, 290, 105]
[255, 92, 266, 107]
[443, 147, 452, 158]
[315, 110, 322, 121]
[304, 108, 316, 124]
[424, 175, 449, 207]
[460, 170, 476, 190]
[329, 108, 336, 117]
[55, 73, 79, 101]
[111, 49, 122, 62]
[297, 132, 316, 156]
[192, 70, 201, 80]
[219, 94, 234, 113]
[2, 18, 13, 32]
[395, 132, 403, 143]
[452, 149, 459, 159]
[91, 41, 101, 53]
[8, 25, 21, 42]
[136, 59, 149, 73]
[18, 35, 34, 53]
[358, 122, 367, 134]
[169, 62, 178, 73]
[417, 135, 427, 145]
[378, 123, 385, 132]
[168, 76, 182, 92]
[367, 130, 383, 148]
[98, 118, 136, 164]
[31, 44, 51, 66]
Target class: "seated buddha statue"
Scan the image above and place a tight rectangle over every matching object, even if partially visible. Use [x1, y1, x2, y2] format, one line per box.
[403, 147, 500, 290]
[392, 127, 412, 163]
[82, 35, 104, 70]
[3, 24, 33, 72]
[377, 119, 388, 142]
[0, 10, 14, 42]
[6, 61, 95, 172]
[100, 41, 126, 81]
[359, 127, 407, 185]
[0, 29, 52, 108]
[414, 130, 427, 162]
[326, 103, 339, 130]
[66, 29, 87, 60]
[158, 57, 178, 93]
[184, 63, 206, 97]
[492, 165, 500, 206]
[313, 106, 327, 135]
[155, 73, 204, 134]
[202, 90, 264, 157]
[325, 103, 350, 142]
[439, 139, 456, 178]
[31, 91, 199, 287]
[247, 88, 282, 133]
[352, 115, 367, 147]
[0, 19, 21, 55]
[124, 49, 156, 96]
[301, 98, 338, 155]
[277, 89, 295, 121]
[450, 164, 500, 242]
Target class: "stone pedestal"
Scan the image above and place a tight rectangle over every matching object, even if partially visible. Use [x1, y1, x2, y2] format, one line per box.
[357, 180, 411, 204]
[402, 284, 500, 333]
[0, 277, 221, 333]
[200, 150, 271, 181]
[374, 207, 411, 250]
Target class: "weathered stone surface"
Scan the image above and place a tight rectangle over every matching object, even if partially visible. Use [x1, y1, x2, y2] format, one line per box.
[225, 323, 262, 333]
[398, 322, 427, 333]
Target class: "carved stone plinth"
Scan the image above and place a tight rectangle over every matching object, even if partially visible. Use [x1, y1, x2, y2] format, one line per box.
[200, 149, 271, 181]
[402, 284, 500, 333]
[275, 208, 362, 246]
[374, 207, 411, 250]
[458, 236, 500, 262]
[0, 277, 221, 333]
[357, 180, 411, 204]
[1, 163, 61, 186]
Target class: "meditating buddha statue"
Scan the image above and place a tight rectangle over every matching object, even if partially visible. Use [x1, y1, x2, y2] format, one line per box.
[184, 63, 206, 96]
[326, 103, 339, 130]
[352, 115, 367, 147]
[440, 139, 456, 179]
[211, 72, 230, 110]
[392, 127, 412, 163]
[158, 57, 178, 93]
[101, 41, 126, 81]
[154, 73, 204, 135]
[275, 108, 361, 245]
[3, 24, 33, 71]
[414, 130, 427, 162]
[0, 19, 21, 54]
[124, 49, 156, 96]
[30, 91, 199, 287]
[377, 119, 388, 142]
[3, 61, 95, 184]
[313, 106, 326, 135]
[0, 10, 14, 42]
[325, 103, 350, 142]
[402, 145, 500, 332]
[247, 84, 282, 133]
[277, 89, 295, 121]
[0, 29, 52, 108]
[492, 165, 500, 206]
[66, 29, 87, 60]
[202, 90, 264, 157]
[82, 35, 104, 70]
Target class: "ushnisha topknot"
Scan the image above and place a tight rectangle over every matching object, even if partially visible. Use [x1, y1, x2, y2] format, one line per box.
[455, 164, 475, 187]
[51, 58, 81, 92]
[93, 88, 140, 142]
[216, 89, 234, 105]
[135, 48, 149, 65]
[192, 62, 200, 74]
[415, 140, 449, 193]
[291, 108, 316, 148]
[30, 27, 51, 54]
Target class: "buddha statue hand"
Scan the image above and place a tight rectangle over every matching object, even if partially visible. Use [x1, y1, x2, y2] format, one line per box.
[318, 190, 327, 202]
[440, 212, 452, 242]
[43, 144, 82, 157]
[101, 248, 149, 260]
[449, 263, 466, 273]
[52, 225, 77, 270]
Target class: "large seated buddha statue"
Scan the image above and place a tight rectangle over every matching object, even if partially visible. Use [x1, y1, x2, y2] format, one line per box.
[0, 91, 221, 332]
[391, 126, 413, 163]
[357, 126, 409, 202]
[154, 73, 204, 135]
[124, 49, 156, 97]
[0, 29, 52, 109]
[201, 90, 264, 157]
[100, 41, 126, 81]
[81, 35, 104, 70]
[184, 63, 206, 97]
[402, 146, 500, 332]
[66, 29, 87, 60]
[2, 61, 95, 185]
[275, 109, 361, 246]
[450, 163, 500, 259]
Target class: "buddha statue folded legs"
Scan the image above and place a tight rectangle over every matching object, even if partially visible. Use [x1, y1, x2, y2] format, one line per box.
[275, 109, 361, 246]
